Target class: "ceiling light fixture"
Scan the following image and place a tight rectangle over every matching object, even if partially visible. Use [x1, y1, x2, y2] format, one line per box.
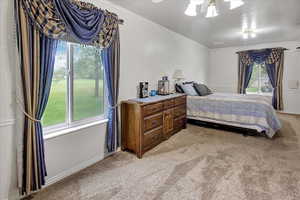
[206, 0, 218, 18]
[184, 0, 204, 16]
[184, 0, 244, 18]
[243, 29, 256, 39]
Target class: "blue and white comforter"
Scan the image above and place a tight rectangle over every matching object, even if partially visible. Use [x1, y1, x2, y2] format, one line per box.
[187, 93, 281, 138]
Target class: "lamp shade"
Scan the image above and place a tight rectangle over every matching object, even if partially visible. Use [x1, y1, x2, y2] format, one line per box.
[173, 69, 184, 80]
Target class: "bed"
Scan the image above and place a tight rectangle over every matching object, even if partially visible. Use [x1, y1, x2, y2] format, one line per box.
[187, 93, 282, 138]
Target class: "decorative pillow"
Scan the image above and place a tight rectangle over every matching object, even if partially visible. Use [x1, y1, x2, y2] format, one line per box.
[183, 81, 194, 85]
[193, 83, 213, 96]
[203, 84, 213, 94]
[175, 84, 184, 93]
[180, 83, 198, 96]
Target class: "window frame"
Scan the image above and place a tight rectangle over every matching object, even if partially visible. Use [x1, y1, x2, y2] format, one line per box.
[246, 63, 273, 96]
[43, 42, 106, 135]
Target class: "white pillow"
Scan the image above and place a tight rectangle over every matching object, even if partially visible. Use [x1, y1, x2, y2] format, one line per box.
[180, 83, 198, 96]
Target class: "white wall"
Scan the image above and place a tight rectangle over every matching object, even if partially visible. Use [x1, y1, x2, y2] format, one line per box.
[208, 41, 300, 114]
[106, 3, 209, 101]
[0, 0, 209, 199]
[44, 123, 108, 186]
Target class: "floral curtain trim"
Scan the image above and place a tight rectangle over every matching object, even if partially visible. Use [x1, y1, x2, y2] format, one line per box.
[70, 0, 99, 10]
[265, 48, 284, 65]
[95, 11, 119, 48]
[20, 0, 121, 48]
[21, 0, 66, 38]
[237, 48, 285, 65]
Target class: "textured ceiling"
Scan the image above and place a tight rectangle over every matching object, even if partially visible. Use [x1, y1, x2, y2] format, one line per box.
[107, 0, 300, 48]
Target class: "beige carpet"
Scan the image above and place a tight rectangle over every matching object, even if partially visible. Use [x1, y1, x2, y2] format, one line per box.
[30, 114, 300, 200]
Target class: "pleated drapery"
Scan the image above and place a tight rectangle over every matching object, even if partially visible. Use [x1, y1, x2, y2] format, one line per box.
[20, 0, 120, 48]
[53, 0, 105, 43]
[101, 30, 120, 152]
[237, 54, 254, 94]
[237, 48, 285, 110]
[265, 51, 285, 110]
[15, 0, 122, 196]
[15, 0, 58, 194]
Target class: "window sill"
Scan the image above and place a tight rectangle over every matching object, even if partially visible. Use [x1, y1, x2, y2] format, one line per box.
[246, 92, 273, 97]
[44, 119, 108, 141]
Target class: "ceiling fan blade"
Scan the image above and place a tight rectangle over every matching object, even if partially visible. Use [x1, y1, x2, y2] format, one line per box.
[152, 0, 165, 3]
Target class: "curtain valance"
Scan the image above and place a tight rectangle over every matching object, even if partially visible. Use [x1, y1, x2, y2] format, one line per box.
[237, 48, 285, 65]
[20, 0, 121, 48]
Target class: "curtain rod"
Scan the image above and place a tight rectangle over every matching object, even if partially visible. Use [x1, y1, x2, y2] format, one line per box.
[236, 47, 288, 54]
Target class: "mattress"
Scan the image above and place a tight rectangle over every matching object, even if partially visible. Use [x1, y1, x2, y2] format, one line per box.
[187, 93, 281, 138]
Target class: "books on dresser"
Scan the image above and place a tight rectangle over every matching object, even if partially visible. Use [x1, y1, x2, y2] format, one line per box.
[121, 94, 187, 158]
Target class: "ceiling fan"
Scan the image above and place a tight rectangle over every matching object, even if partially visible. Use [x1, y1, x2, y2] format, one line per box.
[151, 0, 245, 18]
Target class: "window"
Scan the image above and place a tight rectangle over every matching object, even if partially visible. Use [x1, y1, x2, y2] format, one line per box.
[42, 41, 105, 130]
[246, 63, 273, 95]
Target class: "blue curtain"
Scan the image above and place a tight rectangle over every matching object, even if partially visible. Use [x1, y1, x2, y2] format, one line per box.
[53, 0, 105, 43]
[101, 31, 120, 152]
[35, 36, 58, 186]
[242, 64, 254, 94]
[265, 63, 277, 108]
[16, 0, 121, 194]
[15, 0, 58, 193]
[238, 49, 273, 94]
[48, 0, 121, 152]
[238, 48, 284, 110]
[53, 0, 121, 152]
[240, 50, 271, 94]
[249, 49, 280, 109]
[248, 49, 272, 64]
[238, 55, 254, 94]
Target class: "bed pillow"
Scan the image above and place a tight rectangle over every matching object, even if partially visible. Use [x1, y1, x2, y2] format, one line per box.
[204, 85, 213, 94]
[193, 83, 213, 96]
[180, 83, 198, 96]
[183, 81, 194, 85]
[175, 84, 184, 93]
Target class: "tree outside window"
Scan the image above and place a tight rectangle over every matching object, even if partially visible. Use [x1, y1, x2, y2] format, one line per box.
[42, 41, 105, 129]
[246, 63, 273, 95]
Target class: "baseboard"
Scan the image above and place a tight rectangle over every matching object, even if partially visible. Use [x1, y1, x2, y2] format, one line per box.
[45, 154, 104, 186]
[277, 111, 300, 116]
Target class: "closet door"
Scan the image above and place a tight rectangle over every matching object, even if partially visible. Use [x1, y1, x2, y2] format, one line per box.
[283, 51, 300, 114]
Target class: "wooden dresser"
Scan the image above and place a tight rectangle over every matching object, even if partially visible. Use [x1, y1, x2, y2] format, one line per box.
[121, 94, 187, 158]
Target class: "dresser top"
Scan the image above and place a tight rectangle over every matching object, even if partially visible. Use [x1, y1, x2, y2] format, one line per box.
[129, 93, 186, 104]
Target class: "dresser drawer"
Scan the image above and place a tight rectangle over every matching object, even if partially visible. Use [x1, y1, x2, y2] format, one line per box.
[163, 99, 175, 109]
[144, 113, 163, 132]
[175, 96, 186, 106]
[174, 116, 186, 130]
[143, 103, 163, 116]
[174, 105, 186, 118]
[143, 127, 162, 149]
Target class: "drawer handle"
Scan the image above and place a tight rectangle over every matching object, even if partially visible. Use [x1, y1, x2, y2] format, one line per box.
[149, 106, 161, 112]
[152, 121, 158, 126]
[152, 134, 159, 140]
